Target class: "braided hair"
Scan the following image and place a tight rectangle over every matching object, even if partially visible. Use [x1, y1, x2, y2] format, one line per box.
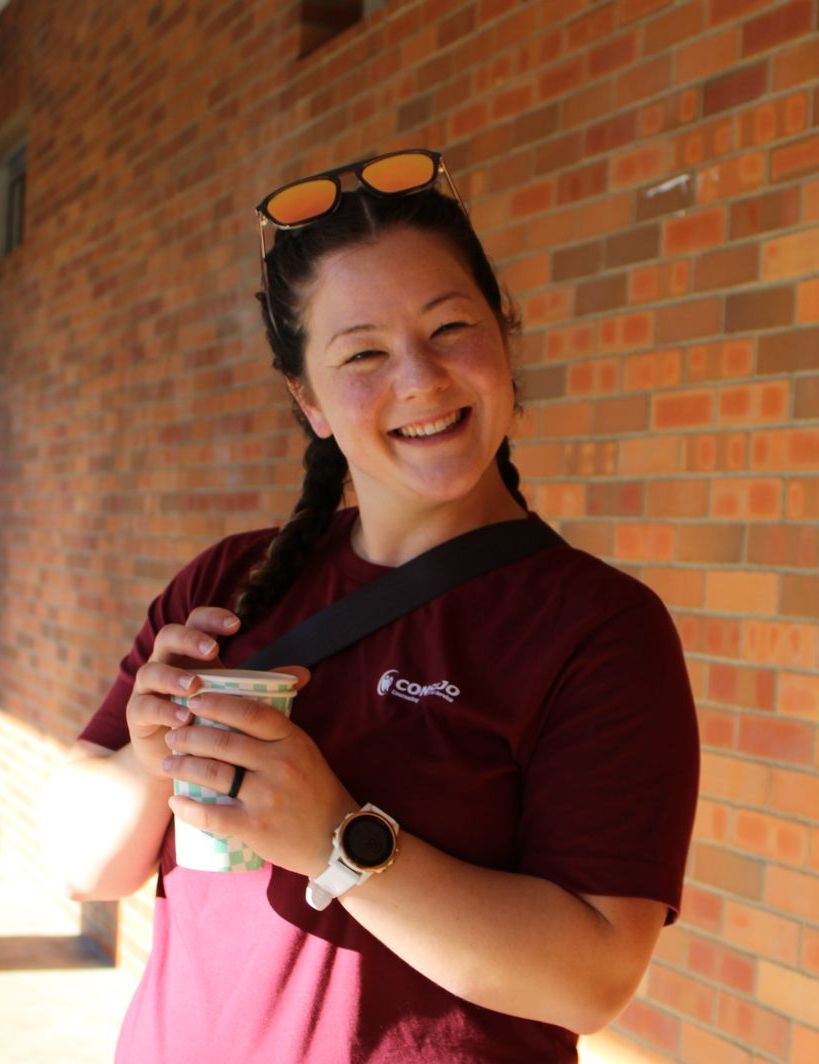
[234, 188, 527, 628]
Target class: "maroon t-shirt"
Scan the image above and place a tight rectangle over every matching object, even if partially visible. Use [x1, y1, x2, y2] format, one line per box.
[80, 509, 699, 1064]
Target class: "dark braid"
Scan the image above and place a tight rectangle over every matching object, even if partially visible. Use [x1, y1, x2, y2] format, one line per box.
[234, 185, 525, 627]
[496, 437, 528, 512]
[234, 435, 348, 627]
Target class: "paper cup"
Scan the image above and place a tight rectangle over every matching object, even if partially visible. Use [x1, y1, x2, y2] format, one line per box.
[171, 669, 298, 872]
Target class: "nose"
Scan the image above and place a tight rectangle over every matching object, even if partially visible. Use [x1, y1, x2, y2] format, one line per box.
[392, 340, 450, 401]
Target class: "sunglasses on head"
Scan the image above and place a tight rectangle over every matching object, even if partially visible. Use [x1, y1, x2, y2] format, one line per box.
[254, 149, 470, 331]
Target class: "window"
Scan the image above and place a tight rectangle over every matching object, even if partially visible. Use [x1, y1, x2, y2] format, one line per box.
[1, 140, 25, 255]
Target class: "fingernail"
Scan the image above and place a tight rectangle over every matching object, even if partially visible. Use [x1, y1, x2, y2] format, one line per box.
[199, 639, 216, 656]
[175, 708, 192, 723]
[223, 616, 240, 630]
[162, 756, 176, 771]
[165, 731, 178, 748]
[179, 674, 197, 690]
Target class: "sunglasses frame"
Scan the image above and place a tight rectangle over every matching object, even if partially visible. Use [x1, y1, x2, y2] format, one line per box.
[255, 149, 471, 335]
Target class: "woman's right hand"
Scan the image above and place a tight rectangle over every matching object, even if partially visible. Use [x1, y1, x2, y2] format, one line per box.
[125, 606, 241, 779]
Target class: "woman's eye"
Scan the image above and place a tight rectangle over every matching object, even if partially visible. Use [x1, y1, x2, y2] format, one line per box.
[345, 349, 382, 364]
[434, 320, 468, 336]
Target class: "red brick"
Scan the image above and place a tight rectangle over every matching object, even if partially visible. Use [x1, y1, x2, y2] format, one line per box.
[687, 339, 754, 380]
[725, 286, 795, 333]
[563, 82, 614, 129]
[741, 0, 814, 57]
[676, 115, 736, 167]
[709, 0, 771, 25]
[697, 151, 766, 202]
[623, 348, 682, 391]
[708, 662, 776, 710]
[556, 161, 607, 204]
[771, 133, 819, 181]
[538, 58, 585, 101]
[584, 110, 637, 157]
[730, 186, 801, 238]
[653, 388, 713, 429]
[758, 328, 819, 373]
[694, 244, 759, 292]
[712, 477, 783, 519]
[781, 572, 819, 620]
[566, 3, 617, 50]
[589, 30, 639, 77]
[748, 523, 819, 568]
[656, 297, 722, 343]
[703, 61, 768, 116]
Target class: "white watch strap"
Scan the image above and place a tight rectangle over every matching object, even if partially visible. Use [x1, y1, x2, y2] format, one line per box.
[306, 861, 368, 911]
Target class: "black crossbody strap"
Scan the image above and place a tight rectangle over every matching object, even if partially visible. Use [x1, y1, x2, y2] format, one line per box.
[240, 518, 564, 671]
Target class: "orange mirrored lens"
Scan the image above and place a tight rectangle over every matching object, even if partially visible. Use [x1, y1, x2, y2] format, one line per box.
[361, 152, 436, 194]
[265, 178, 338, 226]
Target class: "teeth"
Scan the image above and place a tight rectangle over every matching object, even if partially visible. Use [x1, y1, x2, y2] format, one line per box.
[396, 410, 463, 438]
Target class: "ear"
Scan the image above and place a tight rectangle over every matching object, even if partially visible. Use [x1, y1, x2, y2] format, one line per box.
[286, 377, 333, 439]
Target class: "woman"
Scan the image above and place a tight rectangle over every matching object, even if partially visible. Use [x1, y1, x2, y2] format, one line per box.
[54, 150, 699, 1063]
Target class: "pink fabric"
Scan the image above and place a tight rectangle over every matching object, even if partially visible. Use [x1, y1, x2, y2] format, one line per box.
[80, 510, 699, 1063]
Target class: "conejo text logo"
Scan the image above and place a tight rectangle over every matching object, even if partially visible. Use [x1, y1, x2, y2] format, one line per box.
[377, 669, 461, 704]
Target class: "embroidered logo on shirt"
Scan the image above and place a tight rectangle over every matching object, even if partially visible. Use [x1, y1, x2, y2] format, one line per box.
[377, 669, 461, 704]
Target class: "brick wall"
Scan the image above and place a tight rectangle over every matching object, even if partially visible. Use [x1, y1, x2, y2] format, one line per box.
[0, 1, 817, 1060]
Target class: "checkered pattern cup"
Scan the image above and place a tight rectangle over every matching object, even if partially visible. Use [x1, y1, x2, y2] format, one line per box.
[171, 669, 298, 872]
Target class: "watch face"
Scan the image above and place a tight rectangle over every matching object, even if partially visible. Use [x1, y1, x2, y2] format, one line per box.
[342, 814, 395, 870]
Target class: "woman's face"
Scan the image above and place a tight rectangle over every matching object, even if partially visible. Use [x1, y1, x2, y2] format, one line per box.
[291, 226, 517, 518]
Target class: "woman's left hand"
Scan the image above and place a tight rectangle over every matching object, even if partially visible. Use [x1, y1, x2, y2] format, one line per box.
[163, 685, 356, 877]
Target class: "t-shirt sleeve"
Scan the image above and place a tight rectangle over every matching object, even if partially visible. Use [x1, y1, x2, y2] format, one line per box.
[517, 594, 699, 923]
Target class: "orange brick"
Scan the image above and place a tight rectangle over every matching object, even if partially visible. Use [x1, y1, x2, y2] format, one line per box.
[545, 321, 596, 360]
[778, 670, 819, 718]
[676, 26, 739, 83]
[677, 523, 743, 561]
[500, 252, 550, 292]
[646, 478, 708, 517]
[523, 288, 573, 327]
[652, 389, 713, 429]
[618, 434, 682, 474]
[758, 961, 819, 1028]
[751, 428, 819, 470]
[676, 116, 735, 167]
[649, 966, 716, 1023]
[617, 999, 680, 1055]
[614, 522, 674, 560]
[797, 278, 819, 322]
[700, 751, 770, 806]
[513, 441, 562, 478]
[694, 842, 764, 899]
[717, 381, 790, 424]
[738, 92, 810, 147]
[763, 224, 819, 279]
[710, 478, 782, 519]
[803, 928, 819, 974]
[680, 1023, 752, 1064]
[687, 936, 756, 994]
[767, 865, 819, 921]
[739, 715, 814, 765]
[771, 766, 819, 821]
[717, 991, 790, 1060]
[684, 432, 748, 473]
[630, 260, 690, 303]
[724, 900, 801, 965]
[598, 311, 655, 353]
[623, 349, 682, 391]
[686, 340, 754, 381]
[510, 178, 556, 218]
[640, 565, 706, 608]
[744, 619, 819, 669]
[792, 1023, 819, 1064]
[787, 478, 819, 519]
[781, 571, 819, 620]
[681, 882, 724, 933]
[694, 797, 731, 843]
[565, 357, 616, 395]
[705, 570, 778, 613]
[708, 662, 776, 710]
[611, 142, 670, 188]
[696, 151, 765, 203]
[734, 809, 809, 865]
[748, 522, 819, 567]
[532, 482, 586, 518]
[664, 208, 726, 255]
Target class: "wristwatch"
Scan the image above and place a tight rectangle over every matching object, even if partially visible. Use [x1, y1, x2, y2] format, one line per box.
[306, 803, 399, 911]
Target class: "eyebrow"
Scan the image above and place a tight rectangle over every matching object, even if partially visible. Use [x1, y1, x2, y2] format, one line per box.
[327, 290, 471, 348]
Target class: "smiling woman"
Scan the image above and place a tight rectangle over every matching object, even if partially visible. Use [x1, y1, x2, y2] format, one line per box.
[56, 149, 700, 1064]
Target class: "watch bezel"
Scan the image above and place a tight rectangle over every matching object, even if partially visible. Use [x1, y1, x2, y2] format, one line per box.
[338, 810, 397, 874]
